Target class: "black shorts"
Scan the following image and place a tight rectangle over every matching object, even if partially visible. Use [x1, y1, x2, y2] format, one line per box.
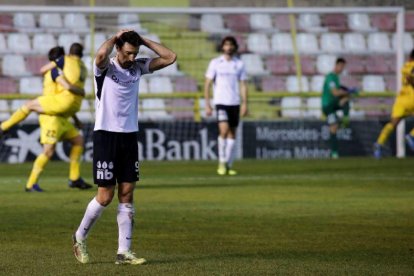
[93, 130, 139, 187]
[216, 105, 240, 128]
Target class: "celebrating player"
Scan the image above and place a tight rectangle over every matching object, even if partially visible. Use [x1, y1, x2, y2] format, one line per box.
[321, 57, 352, 159]
[72, 30, 176, 265]
[0, 43, 87, 135]
[204, 36, 248, 175]
[25, 45, 92, 192]
[374, 49, 414, 158]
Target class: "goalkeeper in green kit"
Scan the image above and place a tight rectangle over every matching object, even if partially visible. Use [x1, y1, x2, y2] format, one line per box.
[321, 57, 358, 159]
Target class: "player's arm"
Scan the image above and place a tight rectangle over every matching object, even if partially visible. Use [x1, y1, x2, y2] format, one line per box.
[240, 80, 248, 117]
[330, 87, 349, 97]
[40, 61, 56, 75]
[56, 75, 85, 96]
[204, 78, 213, 117]
[142, 37, 177, 72]
[72, 114, 83, 129]
[95, 29, 131, 70]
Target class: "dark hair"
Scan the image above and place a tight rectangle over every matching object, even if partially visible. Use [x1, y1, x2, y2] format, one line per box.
[69, 43, 84, 58]
[115, 31, 144, 48]
[221, 36, 239, 51]
[410, 49, 414, 59]
[48, 46, 65, 61]
[336, 57, 346, 64]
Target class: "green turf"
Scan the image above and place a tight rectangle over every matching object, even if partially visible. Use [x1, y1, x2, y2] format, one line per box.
[0, 158, 413, 275]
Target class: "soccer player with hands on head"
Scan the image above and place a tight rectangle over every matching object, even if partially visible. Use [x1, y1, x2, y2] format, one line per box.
[72, 29, 176, 265]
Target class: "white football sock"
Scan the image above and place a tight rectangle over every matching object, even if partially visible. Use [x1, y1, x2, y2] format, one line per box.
[76, 197, 105, 242]
[218, 136, 226, 163]
[225, 138, 236, 167]
[117, 203, 135, 254]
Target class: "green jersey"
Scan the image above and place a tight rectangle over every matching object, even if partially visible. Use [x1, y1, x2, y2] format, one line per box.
[322, 72, 340, 107]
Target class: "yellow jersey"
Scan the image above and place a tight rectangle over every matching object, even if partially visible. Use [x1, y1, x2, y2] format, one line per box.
[400, 61, 414, 96]
[42, 70, 58, 96]
[53, 55, 87, 96]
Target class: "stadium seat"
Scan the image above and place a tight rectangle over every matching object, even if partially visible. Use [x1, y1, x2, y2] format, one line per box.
[2, 55, 29, 77]
[139, 78, 149, 94]
[11, 100, 38, 122]
[13, 13, 36, 31]
[64, 13, 89, 32]
[343, 55, 365, 74]
[370, 14, 395, 31]
[33, 33, 57, 54]
[7, 33, 32, 54]
[296, 33, 318, 54]
[58, 33, 82, 53]
[0, 77, 18, 94]
[0, 34, 7, 54]
[84, 33, 107, 54]
[200, 14, 229, 33]
[286, 76, 309, 93]
[266, 56, 292, 75]
[365, 55, 390, 74]
[81, 56, 93, 76]
[153, 62, 183, 76]
[310, 75, 325, 92]
[170, 98, 194, 120]
[247, 33, 270, 54]
[240, 54, 268, 76]
[320, 33, 343, 53]
[322, 14, 348, 32]
[141, 99, 173, 120]
[148, 77, 173, 93]
[294, 56, 316, 75]
[343, 33, 367, 53]
[298, 13, 325, 32]
[392, 33, 414, 53]
[76, 100, 93, 122]
[384, 75, 397, 92]
[274, 15, 292, 31]
[19, 77, 43, 95]
[84, 77, 94, 94]
[39, 13, 63, 30]
[405, 12, 414, 31]
[0, 14, 14, 32]
[367, 33, 392, 53]
[0, 100, 9, 121]
[306, 97, 322, 118]
[233, 35, 248, 53]
[362, 75, 386, 92]
[175, 76, 198, 92]
[225, 14, 250, 32]
[281, 97, 302, 118]
[250, 14, 273, 31]
[348, 13, 375, 32]
[271, 33, 293, 54]
[26, 55, 49, 75]
[341, 75, 360, 89]
[261, 77, 285, 92]
[117, 14, 146, 33]
[316, 55, 336, 74]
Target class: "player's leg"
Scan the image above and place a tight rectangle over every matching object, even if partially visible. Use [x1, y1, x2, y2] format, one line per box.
[114, 132, 145, 265]
[73, 130, 117, 264]
[66, 132, 92, 189]
[323, 105, 340, 158]
[216, 105, 230, 175]
[25, 144, 55, 192]
[224, 105, 240, 175]
[339, 96, 350, 127]
[0, 99, 45, 133]
[404, 100, 414, 151]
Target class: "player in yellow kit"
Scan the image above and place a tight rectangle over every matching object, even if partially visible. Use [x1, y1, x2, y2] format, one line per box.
[0, 43, 87, 135]
[374, 49, 414, 158]
[25, 45, 92, 192]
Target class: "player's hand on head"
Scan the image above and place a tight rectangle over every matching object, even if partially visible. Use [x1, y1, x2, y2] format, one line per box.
[116, 29, 134, 39]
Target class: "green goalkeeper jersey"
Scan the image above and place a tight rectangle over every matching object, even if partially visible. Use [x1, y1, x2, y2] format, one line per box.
[322, 72, 340, 107]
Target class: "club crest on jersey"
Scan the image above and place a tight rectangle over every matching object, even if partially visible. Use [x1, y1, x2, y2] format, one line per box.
[129, 68, 137, 76]
[96, 161, 114, 180]
[111, 74, 120, 83]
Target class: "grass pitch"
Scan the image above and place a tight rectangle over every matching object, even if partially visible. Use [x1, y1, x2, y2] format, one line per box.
[0, 158, 413, 275]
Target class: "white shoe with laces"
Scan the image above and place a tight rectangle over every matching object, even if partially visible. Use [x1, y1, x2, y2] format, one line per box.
[72, 234, 89, 264]
[115, 251, 146, 265]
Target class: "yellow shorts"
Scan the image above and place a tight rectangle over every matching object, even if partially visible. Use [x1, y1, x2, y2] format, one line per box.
[391, 94, 414, 118]
[39, 115, 79, 145]
[38, 92, 82, 118]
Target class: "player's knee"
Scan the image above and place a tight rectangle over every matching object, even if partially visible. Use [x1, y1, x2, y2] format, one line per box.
[43, 148, 55, 158]
[96, 195, 113, 206]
